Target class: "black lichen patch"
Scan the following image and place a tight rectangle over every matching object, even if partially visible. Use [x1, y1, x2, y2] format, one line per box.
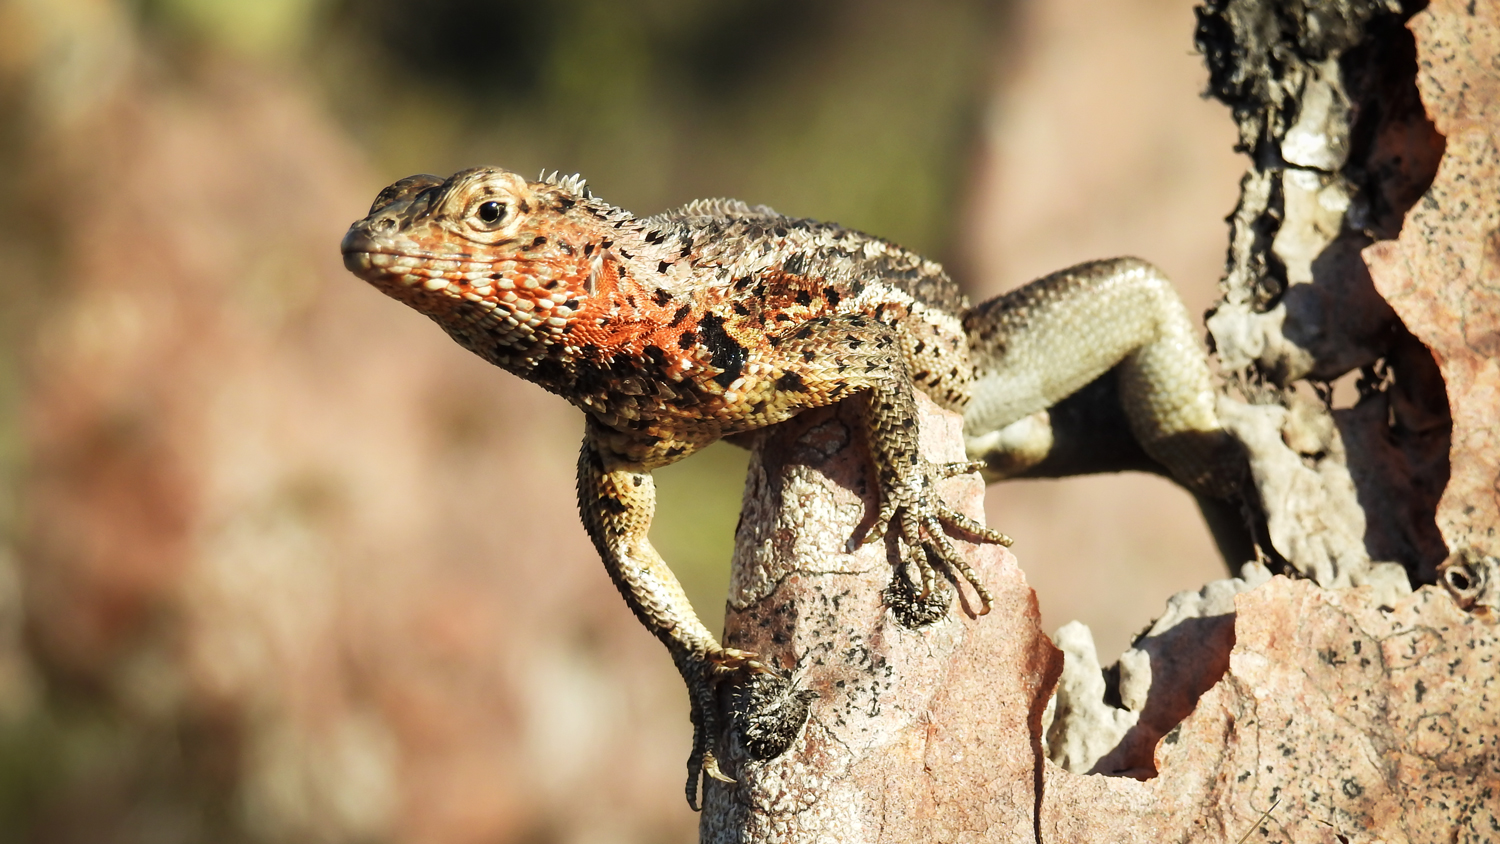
[726, 672, 816, 762]
[883, 562, 952, 628]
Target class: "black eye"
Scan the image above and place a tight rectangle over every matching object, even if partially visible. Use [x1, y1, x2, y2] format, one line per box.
[477, 200, 507, 224]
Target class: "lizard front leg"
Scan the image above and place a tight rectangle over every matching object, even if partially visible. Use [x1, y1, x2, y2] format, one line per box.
[771, 314, 1012, 620]
[574, 423, 765, 809]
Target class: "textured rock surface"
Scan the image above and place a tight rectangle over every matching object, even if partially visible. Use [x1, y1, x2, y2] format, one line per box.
[1364, 0, 1500, 560]
[1043, 578, 1499, 843]
[708, 404, 1499, 841]
[704, 397, 1062, 843]
[1198, 0, 1451, 587]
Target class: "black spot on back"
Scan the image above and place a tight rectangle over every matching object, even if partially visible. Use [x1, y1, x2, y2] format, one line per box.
[698, 312, 746, 389]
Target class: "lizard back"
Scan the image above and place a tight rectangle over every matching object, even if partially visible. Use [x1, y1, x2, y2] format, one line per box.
[341, 168, 979, 459]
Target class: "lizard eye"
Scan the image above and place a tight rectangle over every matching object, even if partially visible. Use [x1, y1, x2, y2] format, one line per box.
[475, 200, 508, 225]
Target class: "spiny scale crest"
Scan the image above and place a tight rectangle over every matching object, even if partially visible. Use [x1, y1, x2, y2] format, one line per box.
[539, 170, 591, 198]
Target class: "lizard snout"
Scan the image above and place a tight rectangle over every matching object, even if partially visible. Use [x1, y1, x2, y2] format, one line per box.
[339, 225, 382, 273]
[340, 223, 380, 255]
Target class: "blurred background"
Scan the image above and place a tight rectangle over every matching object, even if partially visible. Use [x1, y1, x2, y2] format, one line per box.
[0, 0, 1241, 841]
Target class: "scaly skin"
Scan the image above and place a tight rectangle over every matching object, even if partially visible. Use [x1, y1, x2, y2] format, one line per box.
[340, 167, 1241, 807]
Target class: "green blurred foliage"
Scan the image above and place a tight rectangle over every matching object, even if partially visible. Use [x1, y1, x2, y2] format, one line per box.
[311, 0, 1004, 256]
[138, 0, 329, 57]
[652, 443, 750, 634]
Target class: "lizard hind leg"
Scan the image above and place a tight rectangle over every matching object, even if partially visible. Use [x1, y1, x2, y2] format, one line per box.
[963, 258, 1243, 500]
[1115, 315, 1244, 500]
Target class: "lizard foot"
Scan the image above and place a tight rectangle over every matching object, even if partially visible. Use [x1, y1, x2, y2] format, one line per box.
[863, 459, 1010, 620]
[684, 646, 774, 809]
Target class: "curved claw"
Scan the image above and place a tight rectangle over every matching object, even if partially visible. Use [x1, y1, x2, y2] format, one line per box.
[703, 752, 736, 784]
[922, 513, 995, 614]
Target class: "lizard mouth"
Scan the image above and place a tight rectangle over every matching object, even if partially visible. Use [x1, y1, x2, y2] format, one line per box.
[340, 228, 404, 277]
[340, 219, 578, 321]
[339, 245, 431, 286]
[342, 252, 506, 296]
[340, 229, 425, 268]
[340, 230, 499, 290]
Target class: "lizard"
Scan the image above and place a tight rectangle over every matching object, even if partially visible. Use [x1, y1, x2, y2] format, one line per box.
[340, 166, 1244, 808]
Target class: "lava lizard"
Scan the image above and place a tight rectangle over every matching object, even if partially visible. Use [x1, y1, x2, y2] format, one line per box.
[341, 167, 1242, 807]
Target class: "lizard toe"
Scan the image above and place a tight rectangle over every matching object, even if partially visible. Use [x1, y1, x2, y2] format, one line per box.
[709, 647, 768, 674]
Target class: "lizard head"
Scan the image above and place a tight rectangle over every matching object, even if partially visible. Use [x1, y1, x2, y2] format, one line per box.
[341, 166, 624, 358]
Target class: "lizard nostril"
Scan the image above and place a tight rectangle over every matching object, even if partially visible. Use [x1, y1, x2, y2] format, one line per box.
[372, 216, 396, 233]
